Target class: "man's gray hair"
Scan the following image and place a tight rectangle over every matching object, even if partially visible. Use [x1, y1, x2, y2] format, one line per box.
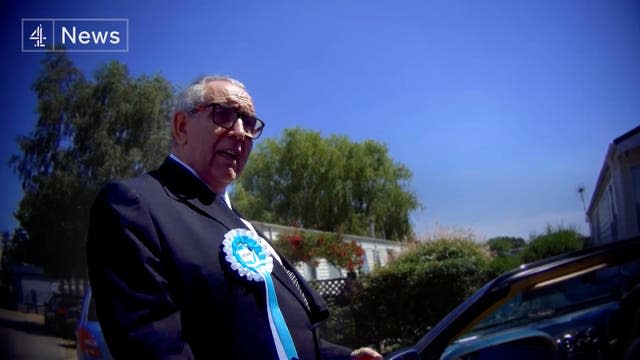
[174, 75, 247, 114]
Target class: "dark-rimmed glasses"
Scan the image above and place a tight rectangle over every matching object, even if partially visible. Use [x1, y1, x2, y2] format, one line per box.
[189, 103, 265, 139]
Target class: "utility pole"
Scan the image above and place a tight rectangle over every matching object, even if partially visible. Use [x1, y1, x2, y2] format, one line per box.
[369, 219, 380, 267]
[577, 185, 589, 223]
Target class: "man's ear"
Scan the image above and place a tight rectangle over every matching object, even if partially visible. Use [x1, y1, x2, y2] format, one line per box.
[172, 112, 189, 145]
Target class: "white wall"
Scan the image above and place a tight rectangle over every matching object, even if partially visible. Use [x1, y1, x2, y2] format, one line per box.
[253, 221, 408, 280]
[588, 128, 640, 245]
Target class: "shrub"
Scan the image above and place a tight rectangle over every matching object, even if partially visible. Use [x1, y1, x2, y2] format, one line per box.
[487, 253, 523, 278]
[347, 238, 492, 352]
[485, 236, 526, 278]
[486, 236, 526, 255]
[521, 226, 584, 263]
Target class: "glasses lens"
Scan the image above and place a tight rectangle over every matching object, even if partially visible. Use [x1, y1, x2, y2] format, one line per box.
[241, 115, 257, 132]
[243, 116, 264, 138]
[212, 106, 237, 128]
[210, 103, 264, 138]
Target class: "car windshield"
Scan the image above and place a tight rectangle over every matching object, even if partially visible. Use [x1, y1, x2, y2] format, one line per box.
[461, 260, 640, 337]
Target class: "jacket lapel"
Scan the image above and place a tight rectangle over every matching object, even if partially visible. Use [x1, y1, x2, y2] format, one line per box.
[151, 157, 321, 316]
[151, 157, 246, 231]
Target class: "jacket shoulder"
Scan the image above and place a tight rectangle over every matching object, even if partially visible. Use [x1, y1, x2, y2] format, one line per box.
[97, 173, 158, 200]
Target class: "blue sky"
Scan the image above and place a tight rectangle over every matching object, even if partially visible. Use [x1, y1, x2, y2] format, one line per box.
[2, 0, 639, 240]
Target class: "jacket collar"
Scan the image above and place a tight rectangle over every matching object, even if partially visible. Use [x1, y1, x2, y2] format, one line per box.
[150, 157, 245, 229]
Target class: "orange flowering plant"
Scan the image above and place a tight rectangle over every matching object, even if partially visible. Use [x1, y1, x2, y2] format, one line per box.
[274, 229, 365, 272]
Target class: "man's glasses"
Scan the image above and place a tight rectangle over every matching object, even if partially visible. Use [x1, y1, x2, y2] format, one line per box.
[189, 103, 265, 139]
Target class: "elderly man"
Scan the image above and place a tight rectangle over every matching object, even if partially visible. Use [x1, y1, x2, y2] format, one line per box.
[87, 76, 381, 360]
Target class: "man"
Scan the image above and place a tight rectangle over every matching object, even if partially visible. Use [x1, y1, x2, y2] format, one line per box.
[87, 76, 381, 359]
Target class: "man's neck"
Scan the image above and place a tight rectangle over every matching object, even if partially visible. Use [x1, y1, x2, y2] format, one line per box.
[168, 153, 227, 196]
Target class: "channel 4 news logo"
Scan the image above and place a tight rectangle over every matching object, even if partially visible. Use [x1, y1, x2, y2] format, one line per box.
[22, 18, 128, 52]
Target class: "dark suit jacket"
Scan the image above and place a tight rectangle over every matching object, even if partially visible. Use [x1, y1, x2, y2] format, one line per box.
[87, 157, 351, 359]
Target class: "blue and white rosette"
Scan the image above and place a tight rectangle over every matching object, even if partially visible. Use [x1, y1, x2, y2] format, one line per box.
[222, 229, 299, 360]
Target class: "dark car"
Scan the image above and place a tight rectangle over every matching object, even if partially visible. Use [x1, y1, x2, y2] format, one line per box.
[44, 293, 83, 339]
[386, 236, 640, 360]
[76, 287, 112, 360]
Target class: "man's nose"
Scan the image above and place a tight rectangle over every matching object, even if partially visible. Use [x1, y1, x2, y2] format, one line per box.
[229, 117, 249, 139]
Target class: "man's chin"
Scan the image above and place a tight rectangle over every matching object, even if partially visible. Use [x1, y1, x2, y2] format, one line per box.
[204, 168, 238, 192]
[224, 168, 238, 182]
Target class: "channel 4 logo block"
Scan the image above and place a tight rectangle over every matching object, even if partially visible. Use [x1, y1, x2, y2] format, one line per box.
[22, 18, 128, 52]
[22, 19, 54, 50]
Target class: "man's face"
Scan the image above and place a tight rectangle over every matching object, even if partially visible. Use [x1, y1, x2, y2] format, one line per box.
[179, 80, 256, 193]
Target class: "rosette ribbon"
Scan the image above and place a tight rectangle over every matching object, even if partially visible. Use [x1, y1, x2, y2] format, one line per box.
[223, 229, 299, 360]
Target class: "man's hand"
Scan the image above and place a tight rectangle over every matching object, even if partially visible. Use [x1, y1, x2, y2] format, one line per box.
[350, 347, 383, 360]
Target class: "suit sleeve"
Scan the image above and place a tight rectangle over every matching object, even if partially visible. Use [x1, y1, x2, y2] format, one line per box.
[87, 181, 193, 359]
[319, 338, 353, 359]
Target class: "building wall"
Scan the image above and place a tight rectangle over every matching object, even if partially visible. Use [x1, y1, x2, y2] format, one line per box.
[590, 173, 615, 245]
[588, 127, 640, 246]
[252, 221, 408, 280]
[632, 165, 640, 235]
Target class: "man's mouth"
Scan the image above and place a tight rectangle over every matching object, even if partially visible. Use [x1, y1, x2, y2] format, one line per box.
[218, 149, 239, 162]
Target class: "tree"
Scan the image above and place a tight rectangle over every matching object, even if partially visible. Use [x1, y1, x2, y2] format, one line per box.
[1, 229, 30, 269]
[10, 52, 174, 277]
[232, 128, 419, 240]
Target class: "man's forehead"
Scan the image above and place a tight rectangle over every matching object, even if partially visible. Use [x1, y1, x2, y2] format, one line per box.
[204, 80, 255, 113]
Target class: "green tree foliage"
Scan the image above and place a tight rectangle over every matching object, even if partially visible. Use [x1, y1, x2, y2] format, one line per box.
[485, 236, 526, 277]
[486, 252, 523, 279]
[1, 229, 29, 269]
[347, 238, 492, 352]
[9, 52, 174, 277]
[521, 226, 584, 263]
[486, 236, 526, 256]
[232, 128, 419, 240]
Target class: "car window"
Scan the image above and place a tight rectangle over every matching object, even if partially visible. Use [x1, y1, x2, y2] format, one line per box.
[461, 260, 640, 336]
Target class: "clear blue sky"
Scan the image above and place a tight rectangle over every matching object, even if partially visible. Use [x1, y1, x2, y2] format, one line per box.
[2, 0, 639, 240]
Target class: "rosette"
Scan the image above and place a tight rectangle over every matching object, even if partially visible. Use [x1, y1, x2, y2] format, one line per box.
[222, 229, 299, 360]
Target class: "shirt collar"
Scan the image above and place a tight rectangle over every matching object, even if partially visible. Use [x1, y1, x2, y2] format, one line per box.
[169, 153, 232, 209]
[168, 154, 279, 263]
